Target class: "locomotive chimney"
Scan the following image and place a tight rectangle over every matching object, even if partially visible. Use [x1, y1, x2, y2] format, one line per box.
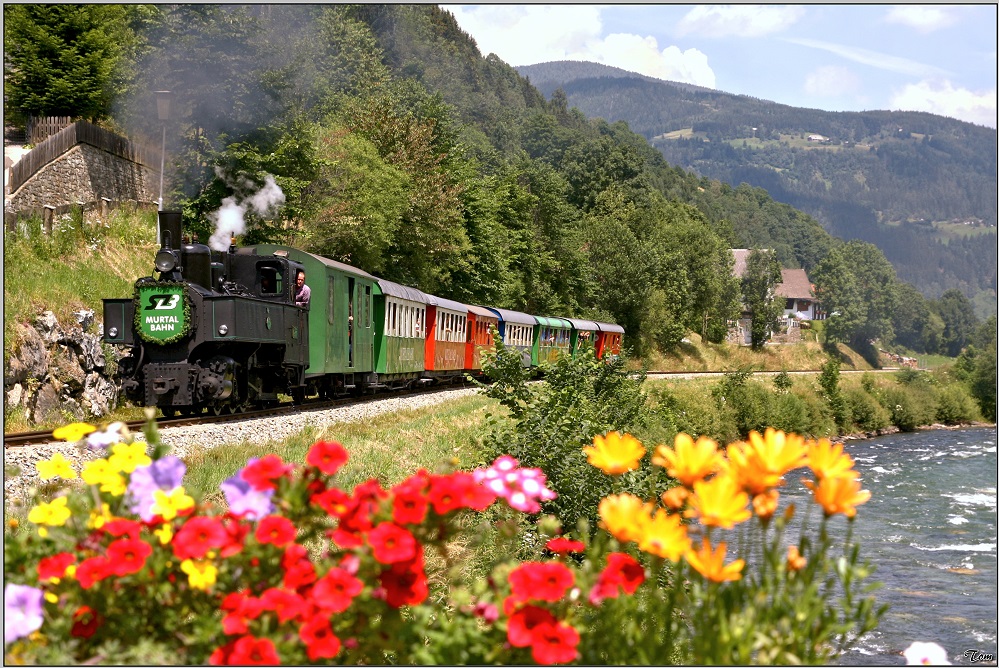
[158, 210, 183, 250]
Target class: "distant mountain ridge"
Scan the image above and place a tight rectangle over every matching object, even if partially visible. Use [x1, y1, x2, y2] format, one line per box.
[516, 61, 997, 312]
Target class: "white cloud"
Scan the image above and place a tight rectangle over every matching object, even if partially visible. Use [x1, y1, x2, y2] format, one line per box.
[676, 5, 805, 38]
[443, 5, 716, 88]
[443, 5, 603, 65]
[884, 6, 959, 34]
[785, 38, 952, 78]
[804, 66, 861, 98]
[890, 80, 997, 127]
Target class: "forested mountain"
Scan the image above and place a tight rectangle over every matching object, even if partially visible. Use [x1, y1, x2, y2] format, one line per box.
[4, 5, 988, 359]
[518, 61, 997, 314]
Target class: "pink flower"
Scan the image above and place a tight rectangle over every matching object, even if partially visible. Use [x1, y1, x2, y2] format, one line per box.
[473, 456, 557, 513]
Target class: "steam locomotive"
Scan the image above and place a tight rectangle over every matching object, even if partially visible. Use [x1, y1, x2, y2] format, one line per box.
[102, 211, 624, 416]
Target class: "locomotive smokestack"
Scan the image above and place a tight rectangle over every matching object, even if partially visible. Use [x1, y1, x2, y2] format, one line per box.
[158, 210, 183, 250]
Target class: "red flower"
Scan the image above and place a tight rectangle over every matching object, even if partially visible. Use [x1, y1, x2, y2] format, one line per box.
[545, 537, 586, 555]
[282, 544, 317, 591]
[378, 550, 428, 608]
[508, 562, 575, 603]
[228, 635, 281, 665]
[255, 515, 297, 547]
[306, 441, 349, 476]
[311, 488, 352, 517]
[530, 620, 580, 664]
[37, 552, 76, 581]
[209, 641, 236, 665]
[101, 518, 142, 539]
[260, 587, 308, 624]
[219, 517, 250, 558]
[172, 516, 227, 560]
[220, 591, 264, 636]
[70, 605, 102, 639]
[506, 604, 556, 648]
[299, 616, 342, 660]
[106, 538, 153, 576]
[310, 567, 363, 613]
[391, 475, 429, 525]
[367, 522, 418, 564]
[75, 556, 111, 589]
[590, 552, 646, 604]
[241, 454, 292, 491]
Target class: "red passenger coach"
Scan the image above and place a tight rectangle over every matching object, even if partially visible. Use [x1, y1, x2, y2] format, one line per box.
[464, 304, 499, 374]
[423, 294, 468, 381]
[594, 321, 625, 359]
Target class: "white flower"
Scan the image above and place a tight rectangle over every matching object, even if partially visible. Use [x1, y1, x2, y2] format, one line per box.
[903, 641, 951, 665]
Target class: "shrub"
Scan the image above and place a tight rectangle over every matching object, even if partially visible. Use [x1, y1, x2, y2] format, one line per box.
[844, 387, 891, 433]
[934, 384, 979, 425]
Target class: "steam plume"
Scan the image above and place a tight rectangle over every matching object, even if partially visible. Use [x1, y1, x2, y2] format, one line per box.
[208, 172, 286, 251]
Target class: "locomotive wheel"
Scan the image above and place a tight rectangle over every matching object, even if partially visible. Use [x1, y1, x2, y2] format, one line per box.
[161, 407, 177, 418]
[291, 387, 306, 405]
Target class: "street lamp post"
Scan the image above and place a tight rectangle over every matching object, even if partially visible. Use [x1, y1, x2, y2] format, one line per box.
[154, 91, 173, 241]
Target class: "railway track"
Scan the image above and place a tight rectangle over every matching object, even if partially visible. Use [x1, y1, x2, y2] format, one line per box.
[3, 381, 476, 448]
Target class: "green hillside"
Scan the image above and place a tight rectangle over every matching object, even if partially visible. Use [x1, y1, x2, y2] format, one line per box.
[517, 61, 998, 317]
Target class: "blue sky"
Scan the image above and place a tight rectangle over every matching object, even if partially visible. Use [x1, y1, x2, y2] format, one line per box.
[441, 5, 997, 128]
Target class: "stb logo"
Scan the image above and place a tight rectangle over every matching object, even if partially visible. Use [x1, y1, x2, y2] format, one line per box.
[137, 285, 187, 343]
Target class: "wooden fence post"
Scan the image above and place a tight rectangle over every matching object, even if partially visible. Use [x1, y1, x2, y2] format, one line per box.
[43, 205, 56, 237]
[5, 211, 17, 235]
[100, 197, 111, 218]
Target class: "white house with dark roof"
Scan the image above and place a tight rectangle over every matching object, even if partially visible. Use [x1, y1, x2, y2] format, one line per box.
[775, 268, 821, 320]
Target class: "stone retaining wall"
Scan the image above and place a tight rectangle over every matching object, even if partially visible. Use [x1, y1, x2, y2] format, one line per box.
[6, 143, 158, 215]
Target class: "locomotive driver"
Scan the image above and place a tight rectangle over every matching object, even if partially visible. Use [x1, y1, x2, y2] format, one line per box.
[294, 270, 311, 308]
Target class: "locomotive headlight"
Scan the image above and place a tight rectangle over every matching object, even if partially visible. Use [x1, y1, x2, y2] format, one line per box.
[108, 327, 119, 338]
[155, 249, 179, 273]
[218, 324, 229, 336]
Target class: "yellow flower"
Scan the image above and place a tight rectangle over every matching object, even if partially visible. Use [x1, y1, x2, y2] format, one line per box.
[687, 473, 751, 529]
[685, 538, 744, 582]
[181, 559, 217, 591]
[752, 489, 780, 521]
[35, 453, 78, 480]
[150, 487, 195, 521]
[598, 493, 649, 543]
[637, 508, 691, 561]
[81, 459, 126, 495]
[52, 422, 96, 441]
[804, 475, 871, 518]
[28, 497, 72, 527]
[583, 431, 646, 475]
[806, 438, 859, 481]
[652, 433, 722, 487]
[87, 503, 115, 530]
[154, 523, 174, 545]
[661, 486, 689, 511]
[787, 545, 807, 572]
[726, 428, 807, 495]
[108, 442, 151, 474]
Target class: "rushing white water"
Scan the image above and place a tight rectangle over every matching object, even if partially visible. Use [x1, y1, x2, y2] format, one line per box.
[782, 427, 998, 666]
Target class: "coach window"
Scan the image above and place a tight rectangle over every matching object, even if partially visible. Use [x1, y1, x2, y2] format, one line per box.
[327, 277, 336, 325]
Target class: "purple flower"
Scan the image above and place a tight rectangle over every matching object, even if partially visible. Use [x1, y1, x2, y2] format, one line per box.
[5, 583, 44, 644]
[127, 456, 187, 521]
[221, 473, 275, 520]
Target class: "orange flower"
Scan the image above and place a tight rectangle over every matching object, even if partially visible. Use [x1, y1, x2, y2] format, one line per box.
[726, 428, 807, 495]
[637, 509, 690, 561]
[804, 475, 871, 518]
[752, 489, 779, 521]
[685, 538, 744, 582]
[661, 486, 689, 511]
[786, 545, 807, 572]
[687, 473, 751, 529]
[584, 432, 646, 475]
[598, 493, 649, 543]
[806, 438, 859, 480]
[652, 433, 722, 487]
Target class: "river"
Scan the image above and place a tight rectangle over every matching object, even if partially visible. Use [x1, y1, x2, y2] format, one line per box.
[778, 427, 997, 665]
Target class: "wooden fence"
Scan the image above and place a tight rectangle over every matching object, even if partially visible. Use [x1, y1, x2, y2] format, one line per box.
[26, 115, 73, 144]
[8, 120, 161, 194]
